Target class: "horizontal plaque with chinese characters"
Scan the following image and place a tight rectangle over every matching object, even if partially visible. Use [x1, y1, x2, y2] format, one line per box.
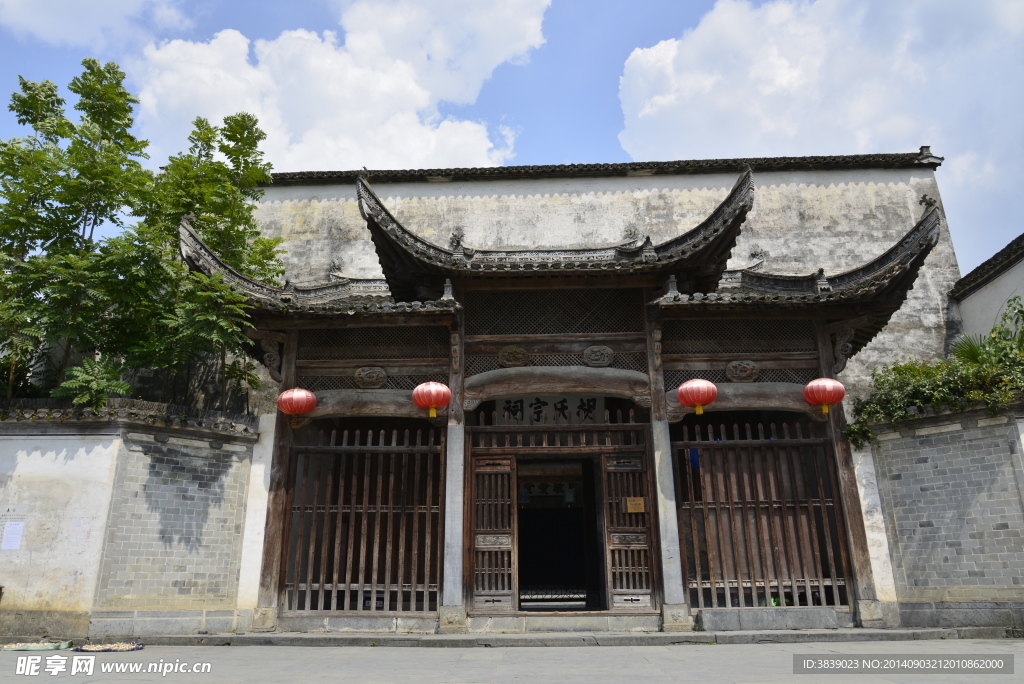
[490, 394, 606, 425]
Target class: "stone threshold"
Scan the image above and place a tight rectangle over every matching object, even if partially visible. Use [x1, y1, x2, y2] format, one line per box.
[4, 626, 1010, 648]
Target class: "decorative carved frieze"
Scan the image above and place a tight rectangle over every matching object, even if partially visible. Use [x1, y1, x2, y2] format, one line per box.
[725, 359, 760, 383]
[476, 534, 512, 548]
[582, 345, 614, 367]
[632, 394, 653, 408]
[611, 533, 647, 546]
[353, 366, 388, 389]
[497, 345, 529, 368]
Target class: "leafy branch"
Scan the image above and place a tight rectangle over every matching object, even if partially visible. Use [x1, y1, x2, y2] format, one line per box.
[846, 296, 1024, 448]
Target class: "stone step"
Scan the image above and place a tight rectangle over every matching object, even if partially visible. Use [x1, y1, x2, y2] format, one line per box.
[16, 626, 1005, 648]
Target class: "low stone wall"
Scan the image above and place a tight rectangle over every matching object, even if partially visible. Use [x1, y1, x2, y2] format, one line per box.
[0, 403, 271, 638]
[869, 406, 1024, 628]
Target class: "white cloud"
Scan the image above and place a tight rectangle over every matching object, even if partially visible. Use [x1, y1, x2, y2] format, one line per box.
[134, 0, 549, 171]
[0, 0, 187, 48]
[618, 0, 1024, 270]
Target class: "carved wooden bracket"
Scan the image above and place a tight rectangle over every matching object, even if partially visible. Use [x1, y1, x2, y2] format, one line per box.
[259, 340, 282, 382]
[832, 327, 855, 374]
[247, 329, 287, 383]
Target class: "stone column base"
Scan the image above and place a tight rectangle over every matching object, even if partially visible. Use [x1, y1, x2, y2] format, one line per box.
[438, 605, 468, 634]
[857, 600, 901, 628]
[250, 607, 278, 632]
[661, 604, 695, 632]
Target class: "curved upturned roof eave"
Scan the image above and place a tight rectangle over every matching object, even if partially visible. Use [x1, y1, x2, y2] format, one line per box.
[356, 169, 754, 300]
[654, 206, 943, 356]
[177, 217, 462, 318]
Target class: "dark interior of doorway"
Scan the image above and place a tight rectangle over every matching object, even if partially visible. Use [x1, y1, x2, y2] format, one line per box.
[517, 457, 603, 611]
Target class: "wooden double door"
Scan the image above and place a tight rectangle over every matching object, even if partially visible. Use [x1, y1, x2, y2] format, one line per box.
[466, 423, 658, 612]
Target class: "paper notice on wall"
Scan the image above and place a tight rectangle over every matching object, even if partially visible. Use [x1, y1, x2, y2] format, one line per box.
[1, 520, 24, 550]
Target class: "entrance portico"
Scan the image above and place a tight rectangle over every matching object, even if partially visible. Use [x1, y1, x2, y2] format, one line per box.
[176, 154, 947, 633]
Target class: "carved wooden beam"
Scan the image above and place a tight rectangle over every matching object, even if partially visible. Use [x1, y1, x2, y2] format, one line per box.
[307, 389, 444, 420]
[462, 366, 650, 410]
[665, 382, 825, 422]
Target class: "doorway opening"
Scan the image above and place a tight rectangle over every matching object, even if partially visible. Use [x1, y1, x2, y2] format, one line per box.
[516, 457, 603, 611]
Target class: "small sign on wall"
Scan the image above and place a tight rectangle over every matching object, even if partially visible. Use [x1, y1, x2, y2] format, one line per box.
[1, 505, 27, 551]
[625, 497, 646, 514]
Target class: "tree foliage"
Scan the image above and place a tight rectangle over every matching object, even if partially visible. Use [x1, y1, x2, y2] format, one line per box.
[846, 296, 1024, 448]
[0, 59, 282, 410]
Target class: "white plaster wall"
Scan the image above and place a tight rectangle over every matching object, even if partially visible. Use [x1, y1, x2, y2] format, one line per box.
[957, 260, 1024, 337]
[257, 165, 961, 396]
[259, 168, 941, 281]
[0, 434, 120, 612]
[235, 414, 276, 609]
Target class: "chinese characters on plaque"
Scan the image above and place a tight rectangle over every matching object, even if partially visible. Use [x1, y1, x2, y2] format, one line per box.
[493, 395, 605, 425]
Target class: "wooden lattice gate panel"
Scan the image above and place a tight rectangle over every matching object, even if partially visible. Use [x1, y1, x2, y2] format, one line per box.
[467, 418, 656, 613]
[469, 456, 517, 610]
[282, 428, 444, 614]
[602, 454, 656, 609]
[672, 422, 852, 610]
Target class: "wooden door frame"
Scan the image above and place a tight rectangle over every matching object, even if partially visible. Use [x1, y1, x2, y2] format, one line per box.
[463, 422, 660, 615]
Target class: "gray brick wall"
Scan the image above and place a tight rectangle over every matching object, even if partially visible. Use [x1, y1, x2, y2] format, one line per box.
[873, 414, 1024, 605]
[96, 431, 252, 609]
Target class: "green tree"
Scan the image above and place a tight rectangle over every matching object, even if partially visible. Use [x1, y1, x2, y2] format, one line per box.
[0, 59, 283, 411]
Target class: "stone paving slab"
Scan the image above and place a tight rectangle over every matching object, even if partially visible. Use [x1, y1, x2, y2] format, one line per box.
[2, 639, 1022, 684]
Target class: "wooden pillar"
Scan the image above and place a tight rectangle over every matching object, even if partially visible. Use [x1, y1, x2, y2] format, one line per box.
[253, 329, 298, 631]
[645, 305, 694, 631]
[439, 310, 469, 633]
[814, 323, 899, 627]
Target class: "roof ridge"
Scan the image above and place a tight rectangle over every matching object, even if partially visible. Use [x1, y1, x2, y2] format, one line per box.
[268, 149, 942, 185]
[950, 229, 1024, 300]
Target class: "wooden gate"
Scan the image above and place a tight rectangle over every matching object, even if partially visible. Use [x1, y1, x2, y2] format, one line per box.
[468, 455, 518, 610]
[672, 421, 851, 610]
[467, 412, 656, 612]
[602, 453, 655, 609]
[281, 427, 444, 614]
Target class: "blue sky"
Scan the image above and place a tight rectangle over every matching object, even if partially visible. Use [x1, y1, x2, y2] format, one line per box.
[0, 0, 1021, 272]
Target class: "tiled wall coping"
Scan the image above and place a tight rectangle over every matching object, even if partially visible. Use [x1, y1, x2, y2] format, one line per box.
[0, 399, 262, 442]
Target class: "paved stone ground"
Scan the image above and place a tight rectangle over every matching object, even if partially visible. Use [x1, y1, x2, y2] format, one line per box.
[1, 639, 1021, 683]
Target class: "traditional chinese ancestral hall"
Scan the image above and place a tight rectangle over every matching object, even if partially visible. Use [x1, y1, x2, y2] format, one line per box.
[175, 149, 961, 633]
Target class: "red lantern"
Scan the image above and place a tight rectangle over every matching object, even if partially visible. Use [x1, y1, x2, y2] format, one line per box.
[277, 388, 317, 416]
[803, 378, 846, 415]
[412, 381, 451, 418]
[677, 379, 718, 415]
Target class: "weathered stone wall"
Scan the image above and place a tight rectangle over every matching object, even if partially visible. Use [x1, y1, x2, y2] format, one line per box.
[871, 408, 1024, 628]
[94, 433, 251, 610]
[255, 165, 962, 397]
[0, 408, 267, 637]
